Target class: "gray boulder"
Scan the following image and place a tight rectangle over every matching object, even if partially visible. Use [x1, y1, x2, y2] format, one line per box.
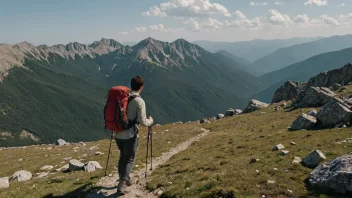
[84, 161, 103, 172]
[290, 113, 317, 131]
[307, 109, 318, 117]
[243, 99, 269, 113]
[317, 101, 352, 127]
[309, 153, 352, 194]
[303, 150, 326, 168]
[272, 80, 306, 103]
[36, 172, 50, 178]
[69, 159, 85, 171]
[295, 86, 338, 108]
[216, 114, 225, 120]
[11, 170, 32, 182]
[280, 150, 290, 156]
[234, 109, 242, 115]
[57, 139, 68, 146]
[0, 177, 9, 188]
[225, 109, 235, 116]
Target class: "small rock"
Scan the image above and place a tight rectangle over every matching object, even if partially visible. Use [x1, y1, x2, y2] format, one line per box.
[89, 146, 99, 151]
[0, 177, 9, 188]
[290, 141, 296, 145]
[267, 180, 276, 184]
[18, 159, 23, 162]
[46, 147, 52, 150]
[275, 106, 281, 111]
[216, 114, 225, 120]
[272, 144, 285, 151]
[157, 190, 163, 196]
[57, 139, 68, 146]
[80, 154, 88, 158]
[79, 142, 87, 146]
[84, 161, 103, 172]
[95, 151, 104, 155]
[55, 164, 69, 172]
[64, 157, 72, 161]
[73, 147, 80, 150]
[280, 150, 290, 156]
[69, 159, 85, 171]
[287, 190, 293, 193]
[273, 168, 278, 171]
[200, 119, 210, 124]
[40, 165, 53, 171]
[250, 158, 260, 163]
[36, 172, 49, 178]
[11, 170, 32, 182]
[303, 150, 326, 168]
[292, 156, 302, 164]
[256, 170, 259, 173]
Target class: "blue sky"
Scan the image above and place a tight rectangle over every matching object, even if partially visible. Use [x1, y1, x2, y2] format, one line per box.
[1, 0, 351, 45]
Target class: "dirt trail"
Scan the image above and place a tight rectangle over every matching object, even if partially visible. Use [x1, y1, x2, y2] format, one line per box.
[86, 128, 210, 198]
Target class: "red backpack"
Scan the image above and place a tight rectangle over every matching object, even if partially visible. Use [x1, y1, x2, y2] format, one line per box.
[104, 86, 139, 132]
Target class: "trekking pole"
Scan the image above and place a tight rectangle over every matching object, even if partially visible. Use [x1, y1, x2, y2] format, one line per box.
[150, 126, 153, 171]
[104, 132, 114, 177]
[145, 130, 150, 178]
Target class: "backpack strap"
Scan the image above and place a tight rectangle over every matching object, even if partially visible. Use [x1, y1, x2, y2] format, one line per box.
[127, 95, 141, 127]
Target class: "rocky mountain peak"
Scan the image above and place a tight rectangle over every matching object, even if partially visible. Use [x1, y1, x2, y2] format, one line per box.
[89, 38, 123, 55]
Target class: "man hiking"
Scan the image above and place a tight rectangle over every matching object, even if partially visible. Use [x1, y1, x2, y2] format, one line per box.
[115, 76, 154, 193]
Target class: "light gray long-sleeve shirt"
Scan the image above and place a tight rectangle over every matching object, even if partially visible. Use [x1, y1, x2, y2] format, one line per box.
[115, 91, 153, 139]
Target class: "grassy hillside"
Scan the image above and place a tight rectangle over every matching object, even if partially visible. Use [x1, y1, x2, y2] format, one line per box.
[250, 34, 352, 75]
[147, 102, 352, 197]
[0, 56, 108, 146]
[255, 48, 352, 102]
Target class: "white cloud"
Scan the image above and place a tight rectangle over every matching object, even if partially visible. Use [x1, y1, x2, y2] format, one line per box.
[142, 6, 167, 17]
[250, 2, 269, 6]
[142, 0, 231, 18]
[149, 24, 184, 32]
[234, 10, 246, 20]
[267, 9, 293, 26]
[293, 14, 310, 24]
[339, 13, 352, 25]
[227, 11, 261, 28]
[304, 0, 328, 6]
[116, 31, 129, 36]
[311, 14, 339, 26]
[337, 3, 346, 8]
[183, 18, 224, 32]
[134, 27, 147, 32]
[274, 2, 284, 5]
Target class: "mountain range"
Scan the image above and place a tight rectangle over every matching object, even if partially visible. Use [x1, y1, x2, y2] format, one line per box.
[193, 37, 321, 63]
[0, 38, 264, 146]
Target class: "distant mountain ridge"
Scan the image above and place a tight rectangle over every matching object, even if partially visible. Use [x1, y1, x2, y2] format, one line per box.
[193, 37, 322, 63]
[250, 34, 352, 75]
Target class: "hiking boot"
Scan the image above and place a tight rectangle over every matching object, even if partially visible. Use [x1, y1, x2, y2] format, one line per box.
[117, 180, 130, 194]
[116, 178, 133, 186]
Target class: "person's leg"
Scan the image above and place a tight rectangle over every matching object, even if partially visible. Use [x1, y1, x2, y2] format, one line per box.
[115, 138, 125, 181]
[121, 136, 139, 182]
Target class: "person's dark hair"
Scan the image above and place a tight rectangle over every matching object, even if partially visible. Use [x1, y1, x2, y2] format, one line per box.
[131, 76, 144, 91]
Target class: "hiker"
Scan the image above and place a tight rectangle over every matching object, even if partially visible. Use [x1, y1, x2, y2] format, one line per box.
[115, 76, 154, 193]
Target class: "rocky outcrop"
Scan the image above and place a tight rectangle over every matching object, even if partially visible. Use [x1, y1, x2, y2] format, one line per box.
[216, 114, 225, 120]
[309, 153, 352, 194]
[317, 101, 352, 127]
[307, 63, 352, 88]
[272, 81, 306, 103]
[11, 170, 32, 182]
[290, 113, 317, 131]
[295, 87, 338, 108]
[225, 109, 242, 116]
[243, 99, 269, 113]
[302, 150, 326, 168]
[200, 119, 210, 124]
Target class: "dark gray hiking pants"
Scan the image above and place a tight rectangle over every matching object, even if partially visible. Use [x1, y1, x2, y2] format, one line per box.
[115, 136, 139, 181]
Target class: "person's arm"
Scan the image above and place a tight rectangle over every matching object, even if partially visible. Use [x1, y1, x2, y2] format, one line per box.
[136, 98, 153, 126]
